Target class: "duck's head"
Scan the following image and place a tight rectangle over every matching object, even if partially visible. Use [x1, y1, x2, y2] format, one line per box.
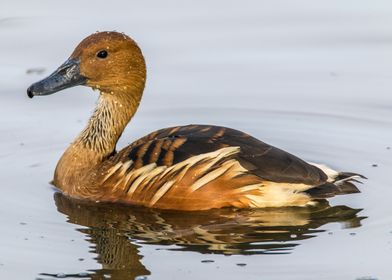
[27, 31, 146, 99]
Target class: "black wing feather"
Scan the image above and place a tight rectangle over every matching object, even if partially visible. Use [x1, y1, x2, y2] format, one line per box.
[115, 125, 327, 185]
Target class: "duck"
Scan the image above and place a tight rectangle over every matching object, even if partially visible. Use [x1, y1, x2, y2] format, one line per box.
[27, 31, 364, 211]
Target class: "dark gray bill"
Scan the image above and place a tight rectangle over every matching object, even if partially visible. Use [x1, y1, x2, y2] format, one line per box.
[27, 59, 86, 98]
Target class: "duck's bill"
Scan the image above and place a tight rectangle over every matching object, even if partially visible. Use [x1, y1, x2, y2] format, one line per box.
[27, 59, 86, 98]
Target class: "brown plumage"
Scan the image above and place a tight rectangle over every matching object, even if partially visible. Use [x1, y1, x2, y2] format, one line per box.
[27, 31, 365, 210]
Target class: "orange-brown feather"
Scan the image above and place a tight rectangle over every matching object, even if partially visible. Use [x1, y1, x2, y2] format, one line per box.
[44, 32, 362, 211]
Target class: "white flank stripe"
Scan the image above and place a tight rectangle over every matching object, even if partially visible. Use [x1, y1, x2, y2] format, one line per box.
[102, 162, 123, 182]
[191, 165, 229, 192]
[149, 180, 175, 206]
[234, 183, 264, 193]
[126, 163, 157, 195]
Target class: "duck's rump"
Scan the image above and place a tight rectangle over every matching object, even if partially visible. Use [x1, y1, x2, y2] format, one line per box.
[101, 125, 359, 210]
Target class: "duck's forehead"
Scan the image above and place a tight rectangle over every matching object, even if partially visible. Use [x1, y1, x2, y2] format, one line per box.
[71, 32, 132, 56]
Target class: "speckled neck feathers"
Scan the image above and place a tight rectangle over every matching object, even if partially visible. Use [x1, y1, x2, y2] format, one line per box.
[77, 91, 142, 156]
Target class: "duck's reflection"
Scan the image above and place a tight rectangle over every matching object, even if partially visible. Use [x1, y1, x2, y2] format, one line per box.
[41, 192, 364, 279]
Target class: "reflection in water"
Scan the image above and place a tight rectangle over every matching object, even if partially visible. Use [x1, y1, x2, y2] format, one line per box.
[41, 193, 364, 279]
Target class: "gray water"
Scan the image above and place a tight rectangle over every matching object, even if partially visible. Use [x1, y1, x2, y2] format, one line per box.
[1, 1, 392, 279]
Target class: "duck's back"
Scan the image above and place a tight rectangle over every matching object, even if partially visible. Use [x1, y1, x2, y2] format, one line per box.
[94, 125, 354, 210]
[117, 125, 326, 183]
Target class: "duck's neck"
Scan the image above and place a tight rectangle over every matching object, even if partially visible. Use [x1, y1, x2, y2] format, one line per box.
[78, 92, 140, 156]
[54, 86, 144, 190]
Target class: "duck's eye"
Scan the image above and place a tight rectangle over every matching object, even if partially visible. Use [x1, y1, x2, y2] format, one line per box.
[96, 50, 108, 59]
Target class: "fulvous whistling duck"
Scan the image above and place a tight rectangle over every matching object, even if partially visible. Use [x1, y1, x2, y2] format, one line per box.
[27, 31, 365, 211]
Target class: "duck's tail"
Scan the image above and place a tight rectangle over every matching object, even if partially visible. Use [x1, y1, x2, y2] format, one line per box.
[305, 163, 366, 199]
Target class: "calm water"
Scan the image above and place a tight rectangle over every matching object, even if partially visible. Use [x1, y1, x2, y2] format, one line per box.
[1, 1, 392, 279]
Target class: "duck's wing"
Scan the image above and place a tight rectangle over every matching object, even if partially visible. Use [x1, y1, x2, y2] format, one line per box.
[112, 124, 328, 186]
